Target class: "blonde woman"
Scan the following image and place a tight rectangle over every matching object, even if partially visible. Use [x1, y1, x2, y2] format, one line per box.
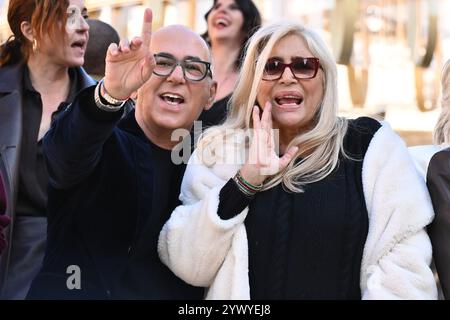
[410, 60, 450, 299]
[159, 22, 437, 299]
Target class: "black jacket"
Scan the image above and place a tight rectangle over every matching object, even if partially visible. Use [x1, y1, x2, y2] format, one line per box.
[26, 86, 203, 299]
[0, 62, 95, 294]
[427, 147, 450, 299]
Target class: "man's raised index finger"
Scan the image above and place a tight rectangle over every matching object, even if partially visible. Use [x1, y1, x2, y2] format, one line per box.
[141, 8, 153, 47]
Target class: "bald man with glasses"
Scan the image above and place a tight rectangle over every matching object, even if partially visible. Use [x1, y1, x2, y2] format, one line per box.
[27, 9, 217, 299]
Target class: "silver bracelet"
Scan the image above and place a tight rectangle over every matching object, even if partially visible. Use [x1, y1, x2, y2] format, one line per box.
[99, 78, 128, 105]
[94, 80, 126, 112]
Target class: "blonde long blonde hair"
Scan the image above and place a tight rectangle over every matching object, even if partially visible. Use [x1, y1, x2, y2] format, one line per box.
[434, 60, 450, 146]
[197, 21, 348, 192]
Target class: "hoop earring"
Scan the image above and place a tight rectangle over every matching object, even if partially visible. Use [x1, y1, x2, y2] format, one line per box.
[32, 39, 37, 52]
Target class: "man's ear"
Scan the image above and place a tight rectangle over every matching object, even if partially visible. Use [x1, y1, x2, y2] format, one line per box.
[20, 21, 34, 42]
[204, 80, 217, 111]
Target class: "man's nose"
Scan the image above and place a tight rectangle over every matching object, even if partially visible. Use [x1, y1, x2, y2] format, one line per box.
[167, 64, 186, 83]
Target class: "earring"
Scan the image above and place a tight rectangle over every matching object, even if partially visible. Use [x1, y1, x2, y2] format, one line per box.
[32, 39, 37, 52]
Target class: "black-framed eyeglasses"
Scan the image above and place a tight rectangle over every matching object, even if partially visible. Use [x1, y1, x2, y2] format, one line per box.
[262, 57, 321, 81]
[153, 53, 213, 82]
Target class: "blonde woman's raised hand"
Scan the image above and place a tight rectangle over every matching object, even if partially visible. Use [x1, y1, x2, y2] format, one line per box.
[103, 8, 155, 100]
[240, 102, 299, 186]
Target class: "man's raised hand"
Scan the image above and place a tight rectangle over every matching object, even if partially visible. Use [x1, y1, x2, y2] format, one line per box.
[103, 8, 155, 100]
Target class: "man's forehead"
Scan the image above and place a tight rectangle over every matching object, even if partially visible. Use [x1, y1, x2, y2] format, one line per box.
[151, 26, 210, 61]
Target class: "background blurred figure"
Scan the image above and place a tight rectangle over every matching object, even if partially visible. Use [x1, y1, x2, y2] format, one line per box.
[198, 0, 261, 128]
[0, 0, 94, 299]
[84, 19, 120, 80]
[433, 61, 450, 147]
[410, 59, 450, 300]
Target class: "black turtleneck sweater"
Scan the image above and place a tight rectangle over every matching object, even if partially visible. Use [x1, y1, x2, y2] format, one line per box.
[218, 117, 381, 299]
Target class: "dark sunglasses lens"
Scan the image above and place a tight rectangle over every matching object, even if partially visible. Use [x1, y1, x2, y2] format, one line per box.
[265, 60, 284, 75]
[292, 58, 317, 77]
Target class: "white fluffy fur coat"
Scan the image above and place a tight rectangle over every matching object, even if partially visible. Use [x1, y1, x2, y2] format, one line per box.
[158, 122, 437, 300]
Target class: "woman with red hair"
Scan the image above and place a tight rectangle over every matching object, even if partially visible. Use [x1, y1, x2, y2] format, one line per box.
[0, 0, 94, 299]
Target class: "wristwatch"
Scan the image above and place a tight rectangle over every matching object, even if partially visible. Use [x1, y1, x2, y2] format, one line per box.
[94, 78, 127, 112]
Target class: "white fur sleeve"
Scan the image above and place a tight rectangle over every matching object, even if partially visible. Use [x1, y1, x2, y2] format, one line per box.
[158, 150, 247, 287]
[360, 123, 437, 299]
